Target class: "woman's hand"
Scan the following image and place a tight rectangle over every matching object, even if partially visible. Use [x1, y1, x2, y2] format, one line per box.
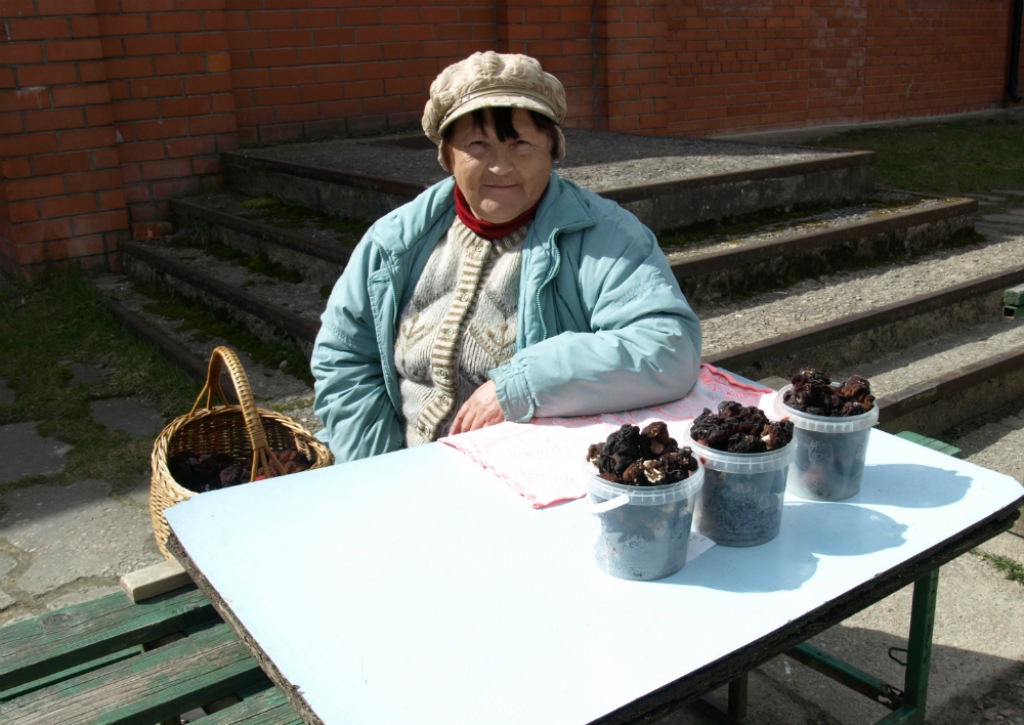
[450, 381, 505, 435]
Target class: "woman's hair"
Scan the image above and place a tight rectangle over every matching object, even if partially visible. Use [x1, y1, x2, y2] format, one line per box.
[441, 107, 560, 167]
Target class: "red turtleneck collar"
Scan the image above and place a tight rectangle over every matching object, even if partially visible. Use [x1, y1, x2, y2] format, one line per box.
[454, 185, 543, 240]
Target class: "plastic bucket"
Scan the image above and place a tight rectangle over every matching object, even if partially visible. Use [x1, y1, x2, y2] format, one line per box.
[689, 437, 794, 547]
[587, 464, 704, 581]
[774, 385, 879, 501]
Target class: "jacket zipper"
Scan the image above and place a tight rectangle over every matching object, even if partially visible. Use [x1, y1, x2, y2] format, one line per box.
[535, 220, 592, 340]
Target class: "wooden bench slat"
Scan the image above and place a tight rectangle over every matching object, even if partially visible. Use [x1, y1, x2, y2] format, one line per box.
[202, 685, 304, 725]
[0, 622, 268, 725]
[0, 585, 215, 692]
[0, 647, 141, 703]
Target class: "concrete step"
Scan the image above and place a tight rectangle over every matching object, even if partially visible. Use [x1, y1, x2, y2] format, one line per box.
[122, 240, 322, 355]
[169, 191, 364, 289]
[222, 129, 875, 233]
[701, 221, 1024, 436]
[169, 187, 976, 312]
[667, 193, 977, 300]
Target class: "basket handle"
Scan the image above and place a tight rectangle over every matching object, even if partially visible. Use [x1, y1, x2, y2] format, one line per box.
[190, 346, 287, 479]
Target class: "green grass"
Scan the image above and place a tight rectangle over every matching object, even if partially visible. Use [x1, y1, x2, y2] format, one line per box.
[805, 116, 1024, 196]
[0, 272, 200, 503]
[974, 550, 1024, 586]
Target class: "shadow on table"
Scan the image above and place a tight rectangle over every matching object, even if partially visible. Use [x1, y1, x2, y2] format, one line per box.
[670, 503, 907, 593]
[851, 464, 971, 508]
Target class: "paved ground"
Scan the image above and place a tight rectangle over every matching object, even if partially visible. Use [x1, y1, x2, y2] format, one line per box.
[0, 132, 1021, 722]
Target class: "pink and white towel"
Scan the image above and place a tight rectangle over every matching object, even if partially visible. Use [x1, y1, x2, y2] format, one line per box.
[440, 364, 775, 508]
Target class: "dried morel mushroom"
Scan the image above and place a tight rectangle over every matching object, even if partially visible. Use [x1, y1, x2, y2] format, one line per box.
[783, 368, 875, 417]
[587, 422, 699, 485]
[168, 448, 311, 492]
[690, 401, 794, 453]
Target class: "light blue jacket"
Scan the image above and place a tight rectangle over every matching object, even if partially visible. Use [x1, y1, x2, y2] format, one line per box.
[312, 173, 702, 463]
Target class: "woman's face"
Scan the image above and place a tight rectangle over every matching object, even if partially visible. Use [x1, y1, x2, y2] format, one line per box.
[448, 109, 553, 223]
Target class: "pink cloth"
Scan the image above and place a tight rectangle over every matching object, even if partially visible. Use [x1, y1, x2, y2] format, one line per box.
[439, 364, 774, 508]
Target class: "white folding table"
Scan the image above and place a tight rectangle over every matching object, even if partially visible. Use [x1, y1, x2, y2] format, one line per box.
[166, 429, 1023, 725]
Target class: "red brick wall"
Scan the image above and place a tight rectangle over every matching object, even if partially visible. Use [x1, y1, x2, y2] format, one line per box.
[1, 0, 1022, 277]
[666, 0, 1021, 136]
[224, 0, 494, 145]
[0, 0, 128, 278]
[97, 0, 239, 239]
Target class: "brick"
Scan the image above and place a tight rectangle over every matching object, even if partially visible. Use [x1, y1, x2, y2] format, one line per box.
[268, 29, 312, 47]
[53, 84, 111, 108]
[86, 105, 114, 126]
[192, 156, 220, 175]
[127, 78, 183, 100]
[25, 108, 85, 132]
[139, 158, 191, 181]
[0, 68, 13, 89]
[66, 169, 123, 192]
[34, 152, 92, 175]
[104, 57, 155, 79]
[38, 0, 94, 15]
[253, 48, 298, 67]
[116, 140, 164, 162]
[312, 28, 355, 45]
[45, 39, 103, 61]
[40, 194, 97, 219]
[134, 118, 188, 139]
[188, 113, 236, 135]
[180, 34, 230, 54]
[255, 86, 299, 105]
[47, 235, 106, 261]
[131, 220, 173, 240]
[0, 43, 44, 65]
[162, 96, 212, 117]
[73, 210, 129, 235]
[269, 66, 314, 85]
[13, 218, 72, 244]
[208, 53, 231, 72]
[111, 99, 160, 122]
[299, 83, 344, 102]
[298, 46, 340, 64]
[91, 147, 120, 168]
[296, 10, 338, 28]
[57, 127, 111, 151]
[249, 11, 295, 30]
[97, 189, 126, 210]
[7, 201, 40, 223]
[315, 65, 357, 83]
[71, 15, 101, 37]
[1, 158, 32, 178]
[7, 18, 70, 41]
[122, 182, 150, 204]
[165, 136, 215, 158]
[97, 15, 149, 36]
[0, 87, 50, 111]
[0, 0, 35, 17]
[78, 61, 108, 83]
[124, 35, 178, 57]
[150, 12, 203, 33]
[155, 54, 207, 76]
[17, 63, 78, 86]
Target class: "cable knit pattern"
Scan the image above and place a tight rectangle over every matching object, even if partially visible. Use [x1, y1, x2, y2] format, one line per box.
[395, 217, 526, 447]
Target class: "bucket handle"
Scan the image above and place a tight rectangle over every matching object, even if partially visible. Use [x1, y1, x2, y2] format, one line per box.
[586, 493, 630, 514]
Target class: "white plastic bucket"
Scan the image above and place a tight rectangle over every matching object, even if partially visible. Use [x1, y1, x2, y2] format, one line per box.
[587, 464, 704, 581]
[689, 437, 794, 547]
[775, 385, 879, 501]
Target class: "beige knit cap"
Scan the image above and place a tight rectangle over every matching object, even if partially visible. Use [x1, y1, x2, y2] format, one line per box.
[423, 52, 567, 170]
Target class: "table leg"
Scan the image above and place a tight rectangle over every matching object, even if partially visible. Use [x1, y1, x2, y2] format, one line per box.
[875, 568, 940, 725]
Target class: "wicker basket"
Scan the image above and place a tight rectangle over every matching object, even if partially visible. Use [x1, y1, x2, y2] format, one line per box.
[150, 345, 333, 559]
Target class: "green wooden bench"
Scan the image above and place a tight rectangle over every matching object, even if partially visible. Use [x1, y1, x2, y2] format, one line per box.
[0, 585, 302, 725]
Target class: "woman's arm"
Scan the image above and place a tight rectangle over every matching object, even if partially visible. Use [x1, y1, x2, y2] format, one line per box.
[312, 239, 405, 463]
[490, 213, 702, 422]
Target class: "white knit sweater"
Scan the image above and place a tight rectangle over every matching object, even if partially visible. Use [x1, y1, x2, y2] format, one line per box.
[394, 217, 527, 446]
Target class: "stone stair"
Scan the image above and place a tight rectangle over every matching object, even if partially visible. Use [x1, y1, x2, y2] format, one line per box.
[97, 127, 1024, 450]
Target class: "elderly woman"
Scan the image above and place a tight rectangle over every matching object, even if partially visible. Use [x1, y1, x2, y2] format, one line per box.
[312, 52, 702, 462]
